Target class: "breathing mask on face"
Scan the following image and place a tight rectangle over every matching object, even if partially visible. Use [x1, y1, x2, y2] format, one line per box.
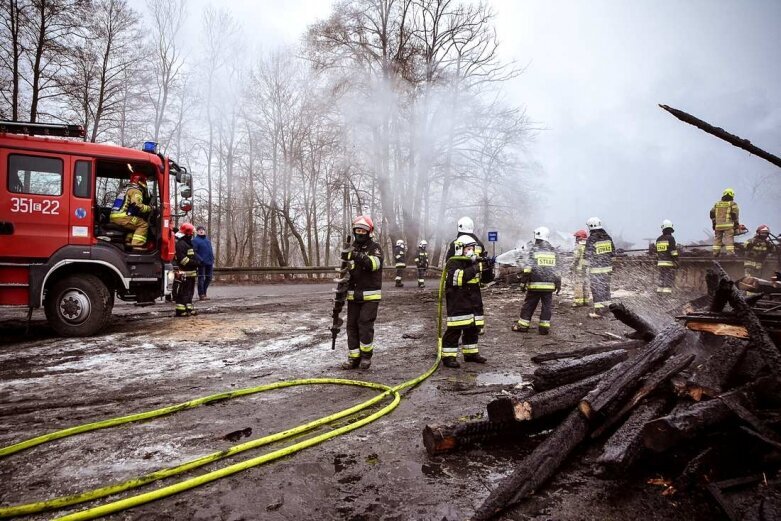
[353, 228, 370, 244]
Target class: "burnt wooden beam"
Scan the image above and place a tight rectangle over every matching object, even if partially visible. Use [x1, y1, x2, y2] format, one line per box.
[471, 409, 591, 520]
[487, 373, 603, 424]
[532, 350, 628, 391]
[609, 303, 659, 340]
[592, 352, 694, 439]
[422, 419, 537, 456]
[530, 340, 642, 363]
[596, 397, 669, 477]
[659, 104, 781, 169]
[579, 325, 687, 420]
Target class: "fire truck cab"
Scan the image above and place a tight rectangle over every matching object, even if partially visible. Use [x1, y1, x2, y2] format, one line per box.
[0, 121, 193, 336]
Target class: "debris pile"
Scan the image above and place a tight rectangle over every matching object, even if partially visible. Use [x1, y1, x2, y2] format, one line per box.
[423, 262, 781, 520]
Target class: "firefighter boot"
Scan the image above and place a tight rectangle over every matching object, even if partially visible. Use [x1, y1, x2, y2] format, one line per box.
[341, 358, 360, 370]
[395, 280, 404, 288]
[442, 357, 460, 368]
[464, 353, 487, 364]
[359, 355, 372, 370]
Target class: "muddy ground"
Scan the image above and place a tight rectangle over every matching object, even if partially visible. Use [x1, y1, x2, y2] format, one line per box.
[0, 273, 734, 520]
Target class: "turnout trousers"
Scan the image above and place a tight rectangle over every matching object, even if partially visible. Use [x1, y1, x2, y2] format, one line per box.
[517, 291, 553, 331]
[346, 300, 379, 360]
[657, 267, 676, 294]
[590, 273, 612, 313]
[713, 229, 735, 256]
[175, 275, 196, 316]
[442, 325, 480, 360]
[572, 272, 589, 306]
[417, 268, 426, 287]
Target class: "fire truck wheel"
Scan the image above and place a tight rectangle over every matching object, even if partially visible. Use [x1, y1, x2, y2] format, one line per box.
[45, 274, 113, 337]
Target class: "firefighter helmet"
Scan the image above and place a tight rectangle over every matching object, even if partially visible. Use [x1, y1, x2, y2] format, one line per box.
[179, 222, 195, 236]
[534, 226, 550, 241]
[574, 229, 587, 240]
[419, 240, 428, 248]
[130, 173, 147, 188]
[586, 217, 602, 230]
[352, 215, 374, 233]
[396, 239, 405, 246]
[457, 216, 474, 234]
[722, 188, 735, 198]
[454, 234, 477, 256]
[661, 219, 674, 231]
[757, 224, 771, 236]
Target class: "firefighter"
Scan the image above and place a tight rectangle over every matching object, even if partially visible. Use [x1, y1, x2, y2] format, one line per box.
[572, 229, 589, 307]
[584, 217, 615, 318]
[512, 227, 560, 335]
[442, 235, 491, 368]
[344, 215, 384, 370]
[414, 239, 429, 288]
[710, 188, 740, 256]
[110, 171, 152, 250]
[744, 225, 776, 278]
[174, 223, 200, 317]
[655, 219, 679, 295]
[446, 216, 490, 333]
[394, 239, 407, 287]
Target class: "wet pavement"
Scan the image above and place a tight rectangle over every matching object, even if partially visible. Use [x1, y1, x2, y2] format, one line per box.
[0, 277, 722, 520]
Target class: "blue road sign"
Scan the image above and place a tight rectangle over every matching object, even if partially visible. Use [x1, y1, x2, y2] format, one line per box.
[487, 231, 498, 242]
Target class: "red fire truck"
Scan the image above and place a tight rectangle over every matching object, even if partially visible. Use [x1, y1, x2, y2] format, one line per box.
[0, 121, 193, 336]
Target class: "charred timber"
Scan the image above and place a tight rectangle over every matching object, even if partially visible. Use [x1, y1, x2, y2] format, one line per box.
[592, 352, 695, 438]
[579, 325, 687, 420]
[714, 262, 781, 376]
[659, 104, 781, 170]
[686, 338, 747, 400]
[422, 419, 538, 456]
[609, 303, 659, 340]
[532, 350, 628, 392]
[641, 390, 750, 452]
[530, 340, 643, 363]
[487, 373, 603, 424]
[596, 397, 669, 477]
[471, 409, 591, 520]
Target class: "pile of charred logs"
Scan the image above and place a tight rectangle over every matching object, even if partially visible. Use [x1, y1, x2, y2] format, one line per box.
[423, 263, 781, 520]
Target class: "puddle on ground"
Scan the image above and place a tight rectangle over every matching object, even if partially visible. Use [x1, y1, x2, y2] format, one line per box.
[475, 371, 524, 386]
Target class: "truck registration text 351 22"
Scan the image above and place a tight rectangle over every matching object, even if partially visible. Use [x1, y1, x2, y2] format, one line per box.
[10, 197, 60, 215]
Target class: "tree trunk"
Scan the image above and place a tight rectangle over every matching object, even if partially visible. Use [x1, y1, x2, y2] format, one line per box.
[609, 303, 659, 340]
[532, 350, 628, 392]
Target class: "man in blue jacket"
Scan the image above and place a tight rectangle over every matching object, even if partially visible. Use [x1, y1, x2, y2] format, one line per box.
[193, 225, 215, 300]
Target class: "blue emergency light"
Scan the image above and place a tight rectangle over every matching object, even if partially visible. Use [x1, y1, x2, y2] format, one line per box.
[143, 141, 158, 153]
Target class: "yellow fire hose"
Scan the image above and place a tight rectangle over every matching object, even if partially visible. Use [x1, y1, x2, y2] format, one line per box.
[0, 269, 450, 520]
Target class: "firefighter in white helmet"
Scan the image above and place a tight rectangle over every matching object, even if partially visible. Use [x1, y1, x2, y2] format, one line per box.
[442, 235, 490, 368]
[512, 227, 560, 334]
[414, 239, 429, 288]
[393, 239, 407, 287]
[655, 219, 679, 295]
[446, 216, 492, 333]
[584, 217, 615, 318]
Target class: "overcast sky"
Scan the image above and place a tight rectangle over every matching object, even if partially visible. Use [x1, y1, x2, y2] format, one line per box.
[140, 0, 780, 247]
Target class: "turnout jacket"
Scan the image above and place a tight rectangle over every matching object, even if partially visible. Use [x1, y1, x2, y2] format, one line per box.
[414, 247, 429, 269]
[745, 236, 776, 269]
[585, 229, 615, 274]
[175, 236, 200, 275]
[710, 198, 739, 230]
[393, 244, 406, 268]
[348, 239, 384, 302]
[111, 182, 151, 218]
[445, 233, 494, 284]
[445, 255, 489, 328]
[522, 240, 561, 292]
[655, 232, 679, 267]
[572, 239, 587, 272]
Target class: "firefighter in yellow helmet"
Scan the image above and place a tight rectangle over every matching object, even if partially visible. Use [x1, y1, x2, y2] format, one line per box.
[655, 220, 679, 295]
[710, 188, 739, 256]
[110, 170, 152, 251]
[744, 225, 776, 278]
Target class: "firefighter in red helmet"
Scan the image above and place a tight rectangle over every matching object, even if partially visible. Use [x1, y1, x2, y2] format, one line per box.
[571, 229, 589, 307]
[744, 224, 776, 278]
[343, 215, 384, 369]
[174, 222, 200, 317]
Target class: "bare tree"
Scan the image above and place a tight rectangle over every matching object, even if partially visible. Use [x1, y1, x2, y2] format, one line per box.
[0, 0, 29, 120]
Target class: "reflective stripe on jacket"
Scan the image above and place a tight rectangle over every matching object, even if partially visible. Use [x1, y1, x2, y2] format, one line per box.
[710, 200, 739, 230]
[655, 232, 679, 268]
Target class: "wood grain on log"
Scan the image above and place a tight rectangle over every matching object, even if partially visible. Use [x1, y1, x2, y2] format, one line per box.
[533, 350, 628, 391]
